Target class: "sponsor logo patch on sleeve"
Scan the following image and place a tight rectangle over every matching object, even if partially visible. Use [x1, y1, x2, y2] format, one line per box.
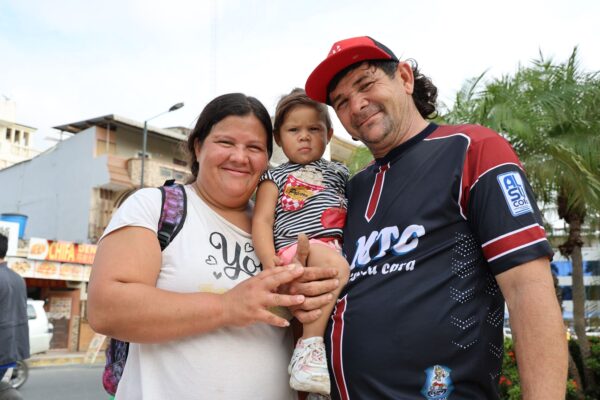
[497, 171, 533, 216]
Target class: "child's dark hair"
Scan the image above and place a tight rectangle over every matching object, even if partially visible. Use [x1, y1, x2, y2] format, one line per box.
[273, 88, 332, 142]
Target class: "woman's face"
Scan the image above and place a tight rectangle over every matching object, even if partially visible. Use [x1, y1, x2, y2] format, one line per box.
[194, 114, 269, 209]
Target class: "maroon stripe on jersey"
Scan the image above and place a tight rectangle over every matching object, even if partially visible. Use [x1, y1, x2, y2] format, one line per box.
[365, 163, 389, 222]
[426, 125, 524, 219]
[482, 224, 547, 262]
[331, 296, 349, 400]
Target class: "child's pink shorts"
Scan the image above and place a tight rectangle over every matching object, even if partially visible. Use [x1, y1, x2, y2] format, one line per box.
[276, 238, 342, 265]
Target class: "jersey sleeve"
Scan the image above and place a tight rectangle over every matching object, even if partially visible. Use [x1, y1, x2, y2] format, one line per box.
[462, 128, 553, 275]
[100, 188, 162, 242]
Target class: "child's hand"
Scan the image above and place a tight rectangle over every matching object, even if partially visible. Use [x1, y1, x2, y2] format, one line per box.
[262, 255, 281, 270]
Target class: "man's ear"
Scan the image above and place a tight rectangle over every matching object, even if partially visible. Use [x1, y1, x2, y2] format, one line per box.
[326, 128, 334, 143]
[396, 61, 415, 95]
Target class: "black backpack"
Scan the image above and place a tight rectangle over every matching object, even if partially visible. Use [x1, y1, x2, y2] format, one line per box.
[102, 180, 186, 396]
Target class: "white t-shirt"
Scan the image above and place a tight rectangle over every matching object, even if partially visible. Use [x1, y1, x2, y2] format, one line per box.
[102, 185, 296, 400]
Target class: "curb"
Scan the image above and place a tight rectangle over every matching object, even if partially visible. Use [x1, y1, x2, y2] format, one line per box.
[28, 353, 106, 368]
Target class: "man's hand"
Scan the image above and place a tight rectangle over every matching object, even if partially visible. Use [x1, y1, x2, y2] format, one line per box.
[289, 234, 340, 323]
[222, 264, 306, 328]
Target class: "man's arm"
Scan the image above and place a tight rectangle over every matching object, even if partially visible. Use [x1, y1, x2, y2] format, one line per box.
[496, 257, 568, 399]
[288, 234, 340, 323]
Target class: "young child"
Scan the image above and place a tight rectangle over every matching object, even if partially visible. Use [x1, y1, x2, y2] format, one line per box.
[253, 88, 350, 395]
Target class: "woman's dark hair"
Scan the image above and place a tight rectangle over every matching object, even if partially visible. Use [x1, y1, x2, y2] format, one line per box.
[273, 88, 332, 142]
[186, 93, 273, 179]
[326, 59, 438, 119]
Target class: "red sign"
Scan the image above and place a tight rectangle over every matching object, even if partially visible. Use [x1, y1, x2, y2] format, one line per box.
[28, 238, 97, 265]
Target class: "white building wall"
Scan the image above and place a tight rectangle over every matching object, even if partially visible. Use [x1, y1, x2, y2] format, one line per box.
[0, 126, 110, 243]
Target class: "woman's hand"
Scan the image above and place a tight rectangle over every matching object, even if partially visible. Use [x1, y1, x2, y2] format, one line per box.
[222, 264, 306, 328]
[287, 234, 341, 324]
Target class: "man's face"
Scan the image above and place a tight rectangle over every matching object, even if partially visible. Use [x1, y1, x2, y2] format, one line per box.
[329, 62, 415, 158]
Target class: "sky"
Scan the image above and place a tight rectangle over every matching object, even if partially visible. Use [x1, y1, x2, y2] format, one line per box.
[1, 0, 599, 150]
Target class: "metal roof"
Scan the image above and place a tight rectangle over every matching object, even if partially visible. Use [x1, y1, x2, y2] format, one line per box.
[53, 114, 188, 142]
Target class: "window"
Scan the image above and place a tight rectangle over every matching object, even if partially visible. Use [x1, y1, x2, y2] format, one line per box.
[173, 171, 186, 181]
[6, 128, 12, 140]
[96, 140, 116, 156]
[586, 261, 600, 275]
[561, 286, 572, 300]
[160, 167, 173, 178]
[14, 130, 20, 143]
[173, 158, 187, 167]
[27, 304, 37, 320]
[95, 128, 116, 156]
[23, 132, 29, 146]
[99, 189, 114, 200]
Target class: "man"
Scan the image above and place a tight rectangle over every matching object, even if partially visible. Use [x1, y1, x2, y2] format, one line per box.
[0, 233, 29, 400]
[302, 36, 567, 399]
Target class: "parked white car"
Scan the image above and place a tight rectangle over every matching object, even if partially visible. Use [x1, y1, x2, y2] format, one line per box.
[27, 299, 53, 355]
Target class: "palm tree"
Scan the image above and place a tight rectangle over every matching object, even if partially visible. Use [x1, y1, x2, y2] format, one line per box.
[443, 48, 600, 394]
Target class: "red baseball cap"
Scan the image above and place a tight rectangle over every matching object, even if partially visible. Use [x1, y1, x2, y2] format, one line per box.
[305, 36, 398, 104]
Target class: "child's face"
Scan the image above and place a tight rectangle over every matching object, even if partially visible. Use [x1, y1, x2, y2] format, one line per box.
[278, 105, 332, 165]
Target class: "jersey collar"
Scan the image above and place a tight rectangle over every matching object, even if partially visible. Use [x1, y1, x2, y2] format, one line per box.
[374, 123, 438, 167]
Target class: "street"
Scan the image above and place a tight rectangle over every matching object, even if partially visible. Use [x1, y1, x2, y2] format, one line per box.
[18, 365, 106, 400]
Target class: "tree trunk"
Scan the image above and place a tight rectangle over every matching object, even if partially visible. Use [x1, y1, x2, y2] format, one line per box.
[568, 351, 585, 400]
[571, 241, 595, 389]
[554, 271, 585, 398]
[560, 215, 595, 389]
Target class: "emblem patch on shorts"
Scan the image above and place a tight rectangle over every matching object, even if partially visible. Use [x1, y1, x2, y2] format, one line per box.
[497, 171, 533, 216]
[421, 365, 454, 399]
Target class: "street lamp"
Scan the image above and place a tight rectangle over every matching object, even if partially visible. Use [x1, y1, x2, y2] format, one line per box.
[140, 102, 184, 187]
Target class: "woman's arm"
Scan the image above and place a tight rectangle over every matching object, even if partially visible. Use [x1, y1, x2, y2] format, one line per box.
[252, 181, 280, 269]
[88, 226, 306, 343]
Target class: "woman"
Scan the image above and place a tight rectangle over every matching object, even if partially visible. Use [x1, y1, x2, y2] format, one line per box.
[88, 93, 313, 399]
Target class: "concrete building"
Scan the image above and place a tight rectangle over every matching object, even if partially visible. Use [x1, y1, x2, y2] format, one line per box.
[0, 114, 191, 243]
[0, 114, 192, 351]
[0, 98, 40, 170]
[270, 133, 359, 167]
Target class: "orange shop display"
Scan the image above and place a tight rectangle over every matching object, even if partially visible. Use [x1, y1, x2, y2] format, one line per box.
[27, 237, 97, 265]
[6, 238, 97, 282]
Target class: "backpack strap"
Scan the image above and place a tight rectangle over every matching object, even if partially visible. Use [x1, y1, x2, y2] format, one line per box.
[157, 179, 187, 251]
[102, 180, 187, 396]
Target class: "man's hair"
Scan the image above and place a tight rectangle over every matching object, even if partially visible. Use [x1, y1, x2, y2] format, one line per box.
[326, 59, 438, 119]
[273, 88, 333, 142]
[0, 233, 8, 259]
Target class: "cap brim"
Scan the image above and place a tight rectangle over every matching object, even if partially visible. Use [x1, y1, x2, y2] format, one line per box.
[305, 45, 393, 104]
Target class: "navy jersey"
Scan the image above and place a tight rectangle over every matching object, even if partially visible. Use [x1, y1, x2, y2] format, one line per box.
[326, 123, 552, 399]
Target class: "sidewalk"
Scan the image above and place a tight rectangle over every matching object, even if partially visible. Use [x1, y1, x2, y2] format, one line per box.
[28, 350, 105, 368]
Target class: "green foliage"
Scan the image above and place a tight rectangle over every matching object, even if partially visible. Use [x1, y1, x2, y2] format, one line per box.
[498, 340, 521, 399]
[585, 337, 600, 398]
[346, 145, 374, 177]
[442, 47, 600, 217]
[443, 49, 600, 392]
[501, 338, 593, 399]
